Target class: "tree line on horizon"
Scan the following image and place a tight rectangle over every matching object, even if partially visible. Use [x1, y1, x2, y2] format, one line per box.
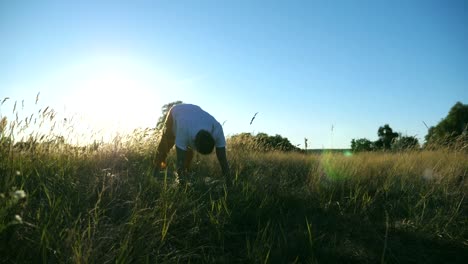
[351, 102, 467, 152]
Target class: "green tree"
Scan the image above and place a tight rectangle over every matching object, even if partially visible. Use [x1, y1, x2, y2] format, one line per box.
[425, 102, 468, 145]
[351, 138, 374, 152]
[375, 124, 399, 150]
[156, 101, 183, 130]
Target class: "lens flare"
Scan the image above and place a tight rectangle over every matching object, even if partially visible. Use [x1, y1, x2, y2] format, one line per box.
[320, 151, 352, 181]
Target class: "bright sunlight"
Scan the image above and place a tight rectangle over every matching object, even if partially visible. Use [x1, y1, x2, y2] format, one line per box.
[63, 55, 163, 142]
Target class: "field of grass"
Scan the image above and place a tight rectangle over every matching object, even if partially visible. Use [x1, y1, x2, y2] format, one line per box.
[0, 105, 467, 263]
[1, 136, 467, 263]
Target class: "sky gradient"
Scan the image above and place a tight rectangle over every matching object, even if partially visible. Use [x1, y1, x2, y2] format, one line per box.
[1, 0, 467, 148]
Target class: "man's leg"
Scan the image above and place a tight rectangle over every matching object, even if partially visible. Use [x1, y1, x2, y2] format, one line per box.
[177, 148, 194, 185]
[184, 148, 194, 171]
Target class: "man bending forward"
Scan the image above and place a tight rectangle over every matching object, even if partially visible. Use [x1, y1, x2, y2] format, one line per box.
[154, 104, 230, 180]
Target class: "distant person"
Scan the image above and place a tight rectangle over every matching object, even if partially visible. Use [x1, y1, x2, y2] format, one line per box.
[154, 103, 230, 182]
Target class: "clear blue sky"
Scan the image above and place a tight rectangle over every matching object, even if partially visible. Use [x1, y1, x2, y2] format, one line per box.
[1, 0, 467, 148]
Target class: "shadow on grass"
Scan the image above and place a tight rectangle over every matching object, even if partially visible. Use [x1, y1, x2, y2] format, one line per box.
[218, 179, 468, 263]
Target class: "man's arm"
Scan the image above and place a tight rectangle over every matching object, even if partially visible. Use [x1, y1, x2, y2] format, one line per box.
[215, 147, 230, 176]
[154, 108, 174, 170]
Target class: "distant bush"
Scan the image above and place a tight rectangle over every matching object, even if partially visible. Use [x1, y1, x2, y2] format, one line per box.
[228, 132, 300, 152]
[351, 124, 421, 152]
[392, 135, 420, 150]
[351, 138, 374, 152]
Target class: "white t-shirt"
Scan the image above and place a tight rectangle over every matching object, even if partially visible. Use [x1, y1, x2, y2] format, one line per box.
[170, 104, 226, 151]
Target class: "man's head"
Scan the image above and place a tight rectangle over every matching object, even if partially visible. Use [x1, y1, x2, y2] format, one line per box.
[195, 130, 215, 155]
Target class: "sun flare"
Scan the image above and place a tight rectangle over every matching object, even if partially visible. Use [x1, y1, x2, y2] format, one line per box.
[63, 55, 162, 142]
